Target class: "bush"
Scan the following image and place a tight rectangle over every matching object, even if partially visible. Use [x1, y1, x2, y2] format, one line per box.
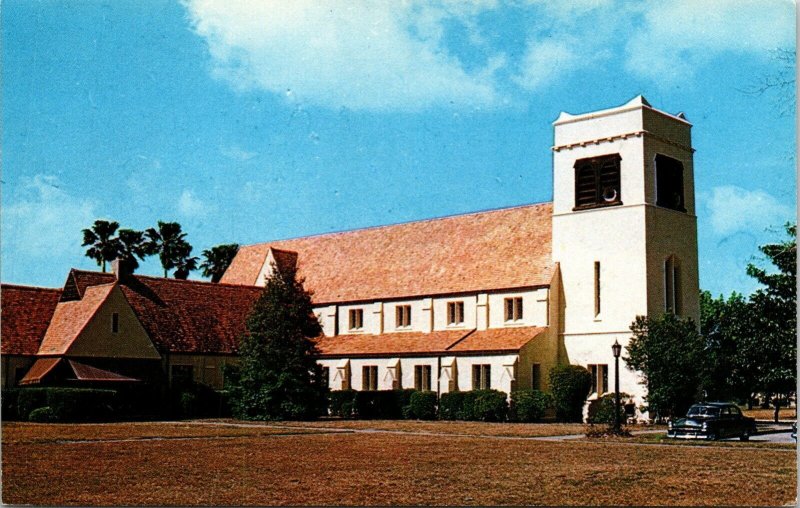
[28, 406, 56, 423]
[509, 390, 552, 422]
[471, 389, 508, 422]
[407, 391, 437, 420]
[354, 390, 417, 419]
[328, 389, 356, 418]
[47, 388, 117, 421]
[585, 424, 632, 438]
[549, 364, 593, 422]
[587, 392, 632, 424]
[17, 388, 48, 421]
[439, 391, 466, 420]
[170, 383, 228, 418]
[2, 388, 21, 420]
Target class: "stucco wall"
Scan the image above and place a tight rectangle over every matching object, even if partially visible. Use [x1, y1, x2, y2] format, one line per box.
[167, 354, 237, 390]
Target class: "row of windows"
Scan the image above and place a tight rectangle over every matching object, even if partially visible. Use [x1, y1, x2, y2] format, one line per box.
[346, 298, 525, 332]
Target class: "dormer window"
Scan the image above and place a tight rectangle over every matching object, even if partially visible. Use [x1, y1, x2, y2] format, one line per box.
[504, 297, 523, 322]
[574, 154, 622, 210]
[396, 305, 411, 328]
[111, 313, 119, 333]
[348, 309, 364, 331]
[447, 301, 464, 326]
[655, 154, 686, 212]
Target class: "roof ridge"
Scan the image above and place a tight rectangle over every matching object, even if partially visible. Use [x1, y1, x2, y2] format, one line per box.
[242, 200, 554, 248]
[1, 283, 62, 292]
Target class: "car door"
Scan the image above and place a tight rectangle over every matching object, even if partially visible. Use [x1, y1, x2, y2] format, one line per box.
[719, 407, 733, 437]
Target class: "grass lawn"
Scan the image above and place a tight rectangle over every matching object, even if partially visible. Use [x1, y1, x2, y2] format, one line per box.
[742, 408, 797, 420]
[2, 421, 795, 506]
[584, 431, 796, 450]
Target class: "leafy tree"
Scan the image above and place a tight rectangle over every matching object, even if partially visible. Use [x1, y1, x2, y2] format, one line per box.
[172, 243, 199, 280]
[227, 264, 327, 420]
[200, 244, 240, 282]
[625, 314, 704, 420]
[745, 223, 796, 421]
[81, 220, 122, 272]
[145, 221, 192, 278]
[117, 229, 152, 272]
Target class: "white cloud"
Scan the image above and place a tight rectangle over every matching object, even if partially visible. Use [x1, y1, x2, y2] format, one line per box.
[2, 175, 97, 277]
[625, 0, 795, 82]
[183, 0, 501, 110]
[705, 185, 793, 237]
[178, 189, 208, 217]
[514, 38, 581, 91]
[220, 145, 257, 161]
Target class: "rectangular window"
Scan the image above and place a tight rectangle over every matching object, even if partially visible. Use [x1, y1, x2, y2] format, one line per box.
[594, 262, 601, 317]
[320, 366, 330, 388]
[171, 365, 194, 387]
[362, 365, 378, 391]
[504, 297, 523, 322]
[414, 365, 432, 391]
[447, 301, 465, 325]
[655, 154, 686, 212]
[531, 363, 541, 391]
[472, 364, 491, 390]
[111, 312, 120, 333]
[588, 364, 608, 395]
[664, 256, 682, 315]
[396, 305, 412, 328]
[349, 309, 364, 330]
[574, 154, 622, 210]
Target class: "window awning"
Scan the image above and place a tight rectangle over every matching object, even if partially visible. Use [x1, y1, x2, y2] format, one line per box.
[501, 355, 519, 382]
[440, 356, 457, 380]
[333, 359, 350, 381]
[67, 360, 139, 382]
[19, 358, 61, 385]
[385, 358, 401, 381]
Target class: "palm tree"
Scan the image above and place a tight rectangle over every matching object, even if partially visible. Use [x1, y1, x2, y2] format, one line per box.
[81, 220, 122, 272]
[145, 221, 191, 278]
[200, 244, 240, 282]
[118, 229, 152, 271]
[173, 243, 199, 280]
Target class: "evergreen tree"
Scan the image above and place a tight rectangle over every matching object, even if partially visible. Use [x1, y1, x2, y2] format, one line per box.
[228, 264, 327, 420]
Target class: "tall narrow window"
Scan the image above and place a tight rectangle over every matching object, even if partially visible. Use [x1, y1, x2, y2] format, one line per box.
[447, 301, 464, 325]
[362, 365, 378, 391]
[531, 363, 541, 391]
[472, 364, 491, 390]
[655, 154, 686, 212]
[664, 255, 682, 315]
[349, 309, 364, 330]
[594, 262, 601, 317]
[504, 297, 523, 322]
[396, 305, 411, 328]
[414, 365, 432, 391]
[111, 312, 120, 333]
[574, 154, 622, 210]
[588, 364, 608, 395]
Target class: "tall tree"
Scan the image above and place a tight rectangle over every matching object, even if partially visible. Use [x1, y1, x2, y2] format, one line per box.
[81, 220, 122, 272]
[117, 229, 152, 272]
[145, 221, 191, 278]
[173, 243, 199, 280]
[745, 223, 796, 421]
[200, 244, 240, 283]
[227, 264, 327, 420]
[625, 314, 704, 420]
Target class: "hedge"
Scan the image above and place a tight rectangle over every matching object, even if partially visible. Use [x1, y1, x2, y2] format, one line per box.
[15, 388, 118, 422]
[28, 406, 56, 423]
[2, 388, 22, 420]
[587, 392, 632, 424]
[354, 389, 416, 419]
[439, 390, 508, 421]
[509, 390, 552, 422]
[439, 391, 466, 420]
[328, 389, 356, 417]
[407, 391, 437, 420]
[549, 364, 593, 422]
[17, 388, 49, 421]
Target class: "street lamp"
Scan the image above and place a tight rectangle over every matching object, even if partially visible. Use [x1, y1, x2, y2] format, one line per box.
[611, 340, 622, 433]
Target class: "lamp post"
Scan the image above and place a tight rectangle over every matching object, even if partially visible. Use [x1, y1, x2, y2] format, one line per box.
[612, 340, 622, 433]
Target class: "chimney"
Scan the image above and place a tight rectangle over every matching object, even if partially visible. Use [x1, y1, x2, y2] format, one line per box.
[110, 258, 134, 280]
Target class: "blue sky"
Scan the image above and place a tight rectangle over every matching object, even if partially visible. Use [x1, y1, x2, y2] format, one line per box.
[2, 0, 796, 298]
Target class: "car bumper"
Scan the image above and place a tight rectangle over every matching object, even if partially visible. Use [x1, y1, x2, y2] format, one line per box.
[666, 429, 713, 439]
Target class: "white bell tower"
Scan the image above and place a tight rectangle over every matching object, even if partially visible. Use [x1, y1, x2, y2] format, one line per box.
[550, 96, 700, 404]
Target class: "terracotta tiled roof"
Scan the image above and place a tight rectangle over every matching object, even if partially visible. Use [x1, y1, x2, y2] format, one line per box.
[116, 274, 263, 354]
[316, 326, 546, 357]
[1, 284, 63, 355]
[19, 357, 61, 385]
[222, 202, 554, 303]
[316, 329, 469, 357]
[447, 326, 547, 353]
[68, 360, 139, 382]
[60, 270, 115, 301]
[38, 284, 116, 355]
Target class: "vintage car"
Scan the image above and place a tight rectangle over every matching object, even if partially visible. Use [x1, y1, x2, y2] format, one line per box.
[666, 402, 757, 441]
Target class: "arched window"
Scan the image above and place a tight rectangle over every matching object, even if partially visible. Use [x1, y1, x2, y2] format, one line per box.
[664, 255, 682, 315]
[573, 154, 622, 210]
[655, 154, 685, 212]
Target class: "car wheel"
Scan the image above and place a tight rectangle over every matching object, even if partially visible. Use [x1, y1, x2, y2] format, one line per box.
[739, 429, 750, 441]
[707, 433, 717, 441]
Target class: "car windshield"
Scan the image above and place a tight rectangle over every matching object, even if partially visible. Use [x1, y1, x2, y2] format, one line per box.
[687, 405, 720, 417]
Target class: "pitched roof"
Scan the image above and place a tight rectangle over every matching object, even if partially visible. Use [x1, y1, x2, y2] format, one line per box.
[1, 284, 63, 355]
[316, 326, 546, 358]
[68, 360, 139, 382]
[221, 202, 554, 303]
[38, 283, 116, 355]
[19, 357, 61, 385]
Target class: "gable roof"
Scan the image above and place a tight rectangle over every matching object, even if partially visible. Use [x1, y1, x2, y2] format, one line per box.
[1, 284, 63, 355]
[221, 202, 554, 303]
[38, 283, 116, 355]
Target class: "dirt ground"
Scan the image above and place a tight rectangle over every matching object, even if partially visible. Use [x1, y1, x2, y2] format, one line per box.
[2, 420, 795, 506]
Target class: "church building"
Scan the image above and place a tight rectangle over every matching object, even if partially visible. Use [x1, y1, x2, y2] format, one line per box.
[2, 96, 699, 415]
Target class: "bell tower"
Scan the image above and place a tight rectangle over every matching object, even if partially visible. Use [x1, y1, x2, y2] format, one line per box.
[550, 96, 700, 403]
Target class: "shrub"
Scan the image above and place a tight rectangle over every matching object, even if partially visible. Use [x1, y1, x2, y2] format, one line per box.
[407, 391, 437, 420]
[439, 391, 466, 420]
[587, 392, 632, 424]
[585, 424, 632, 438]
[509, 390, 552, 422]
[353, 390, 413, 419]
[28, 406, 56, 423]
[2, 388, 21, 420]
[46, 388, 117, 421]
[549, 364, 593, 422]
[17, 388, 48, 421]
[328, 389, 356, 418]
[471, 389, 508, 422]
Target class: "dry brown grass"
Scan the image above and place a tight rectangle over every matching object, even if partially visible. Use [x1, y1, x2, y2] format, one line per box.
[2, 421, 795, 506]
[742, 408, 796, 420]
